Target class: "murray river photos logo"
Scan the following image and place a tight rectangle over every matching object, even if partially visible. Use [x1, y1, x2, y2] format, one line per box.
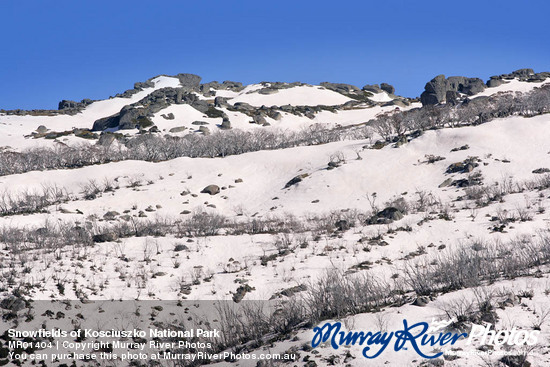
[311, 319, 540, 359]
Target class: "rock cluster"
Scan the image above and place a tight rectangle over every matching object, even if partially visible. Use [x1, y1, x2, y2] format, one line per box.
[421, 75, 486, 105]
[487, 68, 550, 87]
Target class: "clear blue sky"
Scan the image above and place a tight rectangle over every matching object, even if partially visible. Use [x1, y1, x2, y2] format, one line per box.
[1, 0, 549, 110]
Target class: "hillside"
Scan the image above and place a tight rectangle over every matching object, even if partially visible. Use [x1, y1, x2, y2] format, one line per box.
[0, 69, 550, 367]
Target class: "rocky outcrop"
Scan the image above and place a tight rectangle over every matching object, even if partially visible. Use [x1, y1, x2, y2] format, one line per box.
[175, 73, 201, 91]
[380, 83, 395, 94]
[487, 68, 549, 86]
[420, 75, 486, 105]
[320, 82, 361, 95]
[92, 85, 216, 131]
[56, 98, 94, 115]
[201, 80, 245, 94]
[486, 76, 507, 88]
[362, 84, 383, 93]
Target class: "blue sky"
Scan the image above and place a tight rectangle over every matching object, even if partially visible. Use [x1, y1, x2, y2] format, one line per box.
[1, 0, 549, 110]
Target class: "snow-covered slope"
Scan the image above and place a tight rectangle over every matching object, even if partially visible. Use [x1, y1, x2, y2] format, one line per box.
[1, 70, 550, 367]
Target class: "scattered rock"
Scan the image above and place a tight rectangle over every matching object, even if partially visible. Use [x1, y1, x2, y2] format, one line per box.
[92, 232, 118, 243]
[201, 185, 220, 195]
[0, 296, 26, 312]
[174, 244, 188, 252]
[284, 173, 308, 189]
[220, 118, 231, 129]
[233, 284, 254, 303]
[169, 126, 187, 133]
[253, 115, 267, 125]
[36, 125, 49, 134]
[439, 178, 453, 188]
[412, 296, 430, 307]
[335, 220, 350, 231]
[368, 207, 404, 224]
[103, 211, 120, 220]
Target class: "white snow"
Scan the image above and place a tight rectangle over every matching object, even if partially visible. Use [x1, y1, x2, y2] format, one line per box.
[228, 85, 353, 106]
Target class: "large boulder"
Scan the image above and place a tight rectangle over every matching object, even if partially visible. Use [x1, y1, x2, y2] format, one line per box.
[119, 106, 151, 129]
[214, 96, 229, 107]
[175, 73, 201, 90]
[487, 77, 506, 88]
[380, 83, 395, 94]
[421, 74, 447, 105]
[253, 115, 267, 125]
[201, 185, 220, 195]
[362, 84, 382, 93]
[421, 75, 486, 105]
[368, 207, 404, 224]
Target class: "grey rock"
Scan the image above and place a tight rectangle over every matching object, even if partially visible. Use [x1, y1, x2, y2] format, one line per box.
[421, 75, 486, 105]
[220, 81, 244, 91]
[363, 84, 382, 93]
[320, 82, 361, 94]
[198, 126, 210, 135]
[220, 118, 231, 130]
[421, 74, 447, 105]
[511, 68, 534, 78]
[446, 90, 461, 105]
[458, 78, 485, 95]
[93, 232, 118, 243]
[161, 113, 175, 120]
[284, 174, 308, 189]
[380, 82, 395, 94]
[134, 80, 155, 90]
[169, 126, 187, 133]
[97, 133, 116, 146]
[191, 121, 209, 125]
[439, 178, 453, 188]
[384, 100, 408, 108]
[233, 102, 255, 111]
[118, 106, 153, 130]
[335, 220, 350, 231]
[412, 296, 430, 307]
[36, 125, 49, 134]
[214, 96, 229, 107]
[103, 211, 120, 220]
[201, 185, 220, 195]
[270, 111, 282, 120]
[487, 78, 506, 88]
[192, 100, 209, 113]
[200, 81, 220, 93]
[253, 115, 267, 125]
[257, 87, 279, 95]
[376, 207, 404, 222]
[174, 244, 188, 252]
[175, 73, 201, 90]
[0, 296, 25, 312]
